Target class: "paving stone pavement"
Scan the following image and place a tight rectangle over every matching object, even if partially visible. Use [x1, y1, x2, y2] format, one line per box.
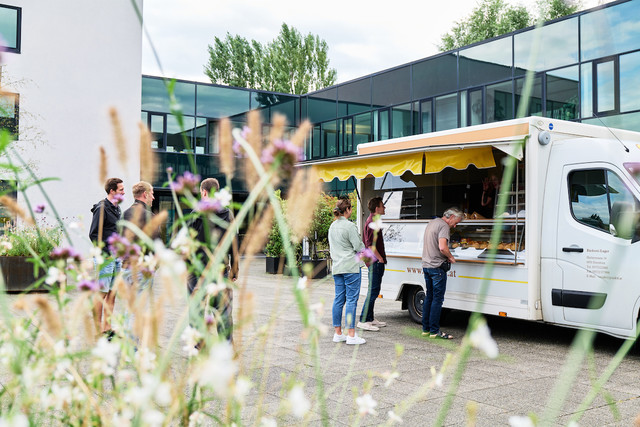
[9, 256, 640, 426]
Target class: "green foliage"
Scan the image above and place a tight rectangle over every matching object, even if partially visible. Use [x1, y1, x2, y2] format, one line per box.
[439, 0, 581, 51]
[204, 23, 337, 94]
[0, 225, 62, 257]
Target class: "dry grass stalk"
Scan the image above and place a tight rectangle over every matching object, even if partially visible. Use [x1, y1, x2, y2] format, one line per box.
[139, 122, 157, 183]
[239, 204, 274, 258]
[219, 118, 234, 178]
[244, 111, 262, 190]
[0, 195, 34, 225]
[234, 288, 254, 358]
[116, 272, 136, 312]
[143, 210, 168, 238]
[286, 167, 321, 243]
[67, 292, 96, 346]
[123, 205, 143, 242]
[290, 120, 312, 151]
[99, 146, 108, 185]
[269, 113, 286, 143]
[109, 107, 128, 168]
[33, 295, 62, 339]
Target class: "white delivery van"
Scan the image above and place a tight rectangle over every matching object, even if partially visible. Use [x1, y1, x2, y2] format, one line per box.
[310, 117, 640, 339]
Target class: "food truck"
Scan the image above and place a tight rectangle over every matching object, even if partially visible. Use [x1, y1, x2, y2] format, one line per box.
[311, 117, 640, 339]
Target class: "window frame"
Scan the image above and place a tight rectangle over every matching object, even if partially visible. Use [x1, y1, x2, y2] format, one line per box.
[0, 5, 21, 54]
[592, 56, 620, 116]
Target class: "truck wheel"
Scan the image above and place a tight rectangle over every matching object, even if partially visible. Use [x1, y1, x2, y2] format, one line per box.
[407, 286, 424, 324]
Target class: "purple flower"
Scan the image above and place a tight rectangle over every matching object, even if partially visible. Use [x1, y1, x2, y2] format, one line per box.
[166, 166, 173, 173]
[35, 204, 45, 214]
[241, 125, 251, 140]
[355, 247, 376, 265]
[78, 279, 100, 292]
[170, 171, 201, 194]
[107, 233, 141, 259]
[197, 198, 223, 213]
[50, 246, 83, 263]
[205, 314, 215, 326]
[113, 193, 124, 205]
[261, 139, 304, 178]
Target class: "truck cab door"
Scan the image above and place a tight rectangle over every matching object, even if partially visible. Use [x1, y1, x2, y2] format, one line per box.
[555, 164, 640, 331]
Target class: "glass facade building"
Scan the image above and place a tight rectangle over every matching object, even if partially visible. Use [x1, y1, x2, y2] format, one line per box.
[142, 0, 640, 196]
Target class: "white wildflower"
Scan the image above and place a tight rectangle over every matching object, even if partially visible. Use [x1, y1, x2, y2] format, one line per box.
[89, 246, 104, 265]
[430, 366, 444, 388]
[45, 267, 65, 285]
[287, 384, 310, 418]
[368, 215, 383, 231]
[155, 239, 187, 279]
[381, 371, 400, 387]
[194, 340, 237, 397]
[234, 376, 252, 404]
[297, 276, 308, 290]
[20, 363, 44, 389]
[118, 369, 136, 385]
[0, 241, 12, 252]
[170, 228, 193, 257]
[387, 410, 403, 424]
[91, 337, 120, 376]
[53, 358, 73, 381]
[111, 411, 133, 427]
[181, 326, 202, 358]
[206, 282, 226, 296]
[214, 188, 233, 207]
[68, 221, 84, 230]
[12, 323, 29, 340]
[154, 381, 173, 407]
[356, 393, 378, 416]
[0, 343, 16, 365]
[259, 417, 277, 427]
[469, 320, 499, 359]
[0, 412, 29, 427]
[142, 409, 164, 427]
[509, 415, 535, 427]
[50, 384, 72, 411]
[53, 340, 67, 357]
[125, 383, 151, 407]
[135, 346, 157, 372]
[188, 411, 207, 427]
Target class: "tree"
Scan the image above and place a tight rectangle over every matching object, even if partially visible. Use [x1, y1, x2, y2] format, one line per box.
[439, 0, 581, 51]
[204, 23, 337, 95]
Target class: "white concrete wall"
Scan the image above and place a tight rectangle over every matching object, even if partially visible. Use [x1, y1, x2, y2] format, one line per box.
[2, 0, 143, 253]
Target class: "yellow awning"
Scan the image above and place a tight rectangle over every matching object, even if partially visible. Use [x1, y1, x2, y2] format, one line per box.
[316, 152, 423, 182]
[425, 146, 495, 173]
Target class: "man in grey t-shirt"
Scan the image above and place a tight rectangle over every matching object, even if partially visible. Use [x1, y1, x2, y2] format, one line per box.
[421, 207, 464, 339]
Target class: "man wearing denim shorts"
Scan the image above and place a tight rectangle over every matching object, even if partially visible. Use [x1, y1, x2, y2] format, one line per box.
[421, 207, 463, 339]
[89, 177, 124, 337]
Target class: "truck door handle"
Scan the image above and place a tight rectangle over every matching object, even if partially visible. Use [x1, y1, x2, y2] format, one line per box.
[562, 247, 584, 253]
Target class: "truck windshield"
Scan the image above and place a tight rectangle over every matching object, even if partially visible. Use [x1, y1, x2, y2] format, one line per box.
[624, 163, 640, 187]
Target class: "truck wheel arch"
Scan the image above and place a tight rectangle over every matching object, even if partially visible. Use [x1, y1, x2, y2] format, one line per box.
[397, 282, 425, 324]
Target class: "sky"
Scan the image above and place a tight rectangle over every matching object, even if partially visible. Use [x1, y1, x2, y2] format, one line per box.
[141, 0, 605, 86]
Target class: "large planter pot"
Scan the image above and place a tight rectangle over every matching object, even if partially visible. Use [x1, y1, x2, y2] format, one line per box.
[0, 256, 48, 293]
[302, 259, 329, 279]
[265, 256, 283, 274]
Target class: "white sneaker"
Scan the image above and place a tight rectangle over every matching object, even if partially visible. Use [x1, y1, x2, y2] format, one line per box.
[346, 334, 366, 345]
[371, 319, 387, 327]
[332, 333, 347, 343]
[357, 321, 380, 331]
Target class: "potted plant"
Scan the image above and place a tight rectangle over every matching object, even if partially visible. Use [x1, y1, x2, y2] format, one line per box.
[264, 220, 285, 274]
[0, 224, 61, 292]
[301, 193, 335, 279]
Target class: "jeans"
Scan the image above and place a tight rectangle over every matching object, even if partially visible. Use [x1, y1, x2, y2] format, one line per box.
[422, 267, 447, 334]
[332, 271, 361, 329]
[121, 269, 154, 336]
[360, 262, 385, 322]
[94, 258, 122, 293]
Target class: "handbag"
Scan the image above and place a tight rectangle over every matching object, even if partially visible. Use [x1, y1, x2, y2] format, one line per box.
[439, 260, 451, 272]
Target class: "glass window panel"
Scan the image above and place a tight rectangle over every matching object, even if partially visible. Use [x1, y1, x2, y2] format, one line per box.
[166, 115, 194, 153]
[514, 18, 578, 74]
[412, 54, 458, 99]
[253, 92, 298, 124]
[312, 125, 321, 158]
[196, 85, 250, 119]
[460, 91, 468, 128]
[172, 82, 196, 116]
[373, 112, 379, 141]
[515, 76, 543, 117]
[546, 65, 579, 120]
[354, 112, 372, 147]
[607, 171, 640, 238]
[569, 169, 609, 232]
[486, 81, 513, 123]
[0, 93, 17, 137]
[208, 121, 220, 154]
[0, 6, 19, 51]
[469, 89, 483, 125]
[372, 67, 410, 108]
[421, 100, 432, 133]
[338, 78, 371, 115]
[392, 103, 412, 138]
[194, 118, 207, 154]
[141, 111, 148, 125]
[412, 101, 420, 135]
[582, 111, 640, 132]
[336, 118, 344, 156]
[435, 93, 457, 132]
[459, 37, 512, 88]
[596, 61, 615, 113]
[307, 90, 336, 123]
[378, 110, 390, 141]
[150, 114, 165, 149]
[142, 77, 171, 113]
[323, 121, 339, 157]
[581, 63, 593, 118]
[581, 1, 640, 61]
[344, 118, 353, 154]
[620, 52, 640, 113]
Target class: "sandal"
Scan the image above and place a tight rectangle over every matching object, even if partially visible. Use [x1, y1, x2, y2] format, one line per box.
[430, 331, 454, 340]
